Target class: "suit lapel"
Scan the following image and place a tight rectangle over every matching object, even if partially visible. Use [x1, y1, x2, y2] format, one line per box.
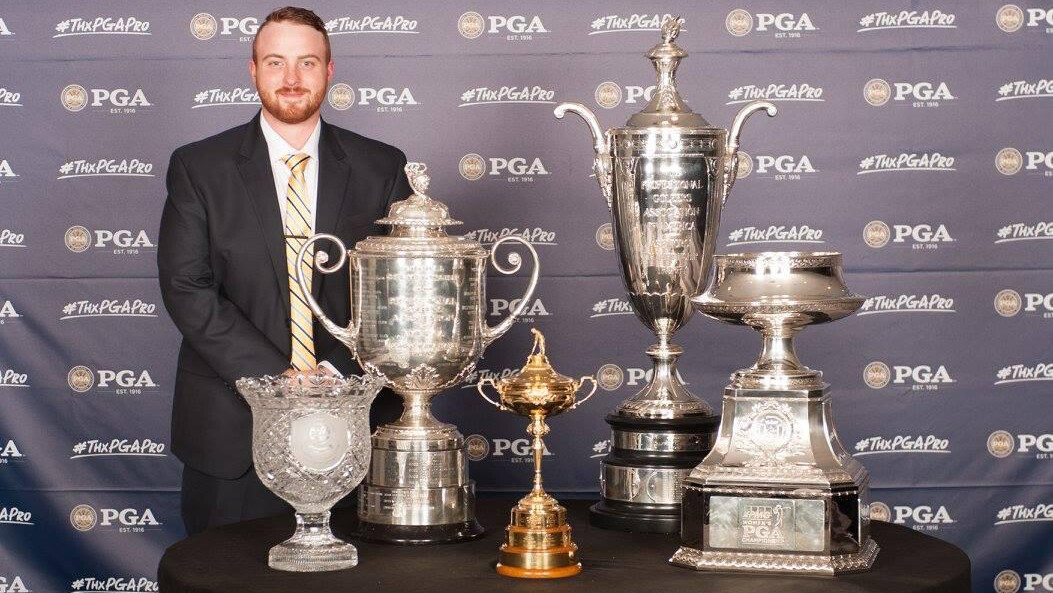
[236, 112, 289, 316]
[313, 120, 351, 301]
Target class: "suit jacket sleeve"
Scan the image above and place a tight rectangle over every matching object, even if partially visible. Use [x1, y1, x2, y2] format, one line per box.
[157, 150, 290, 386]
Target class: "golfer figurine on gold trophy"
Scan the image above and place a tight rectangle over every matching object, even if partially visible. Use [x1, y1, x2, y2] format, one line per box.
[476, 329, 598, 578]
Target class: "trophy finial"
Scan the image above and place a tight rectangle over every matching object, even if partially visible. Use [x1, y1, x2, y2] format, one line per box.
[661, 15, 684, 44]
[529, 328, 547, 356]
[405, 162, 430, 196]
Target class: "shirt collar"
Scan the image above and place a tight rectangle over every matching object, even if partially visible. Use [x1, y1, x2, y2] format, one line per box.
[259, 113, 321, 166]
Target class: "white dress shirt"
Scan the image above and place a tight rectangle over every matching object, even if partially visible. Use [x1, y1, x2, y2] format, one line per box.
[259, 114, 321, 230]
[258, 115, 339, 376]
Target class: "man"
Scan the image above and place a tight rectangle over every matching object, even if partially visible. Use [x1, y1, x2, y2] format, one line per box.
[158, 6, 410, 535]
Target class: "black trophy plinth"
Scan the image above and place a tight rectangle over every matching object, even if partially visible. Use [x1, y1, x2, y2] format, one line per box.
[590, 413, 720, 534]
[356, 518, 485, 545]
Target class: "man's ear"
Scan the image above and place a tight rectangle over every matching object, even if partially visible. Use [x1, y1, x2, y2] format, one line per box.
[248, 58, 257, 83]
[326, 60, 334, 82]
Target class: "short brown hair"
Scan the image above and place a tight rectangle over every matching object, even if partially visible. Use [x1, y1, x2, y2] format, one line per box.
[252, 7, 331, 63]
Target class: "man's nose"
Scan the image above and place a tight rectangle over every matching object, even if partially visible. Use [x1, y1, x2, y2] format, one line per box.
[283, 65, 300, 86]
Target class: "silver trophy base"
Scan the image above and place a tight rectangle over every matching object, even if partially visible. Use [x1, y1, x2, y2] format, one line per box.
[671, 384, 877, 574]
[671, 536, 878, 575]
[356, 425, 484, 544]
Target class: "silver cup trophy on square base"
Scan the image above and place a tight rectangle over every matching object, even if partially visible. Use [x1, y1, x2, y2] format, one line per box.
[554, 17, 775, 533]
[296, 163, 540, 544]
[235, 373, 384, 571]
[670, 252, 879, 574]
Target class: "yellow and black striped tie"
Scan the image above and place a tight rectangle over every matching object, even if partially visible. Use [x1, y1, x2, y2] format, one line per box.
[282, 152, 315, 371]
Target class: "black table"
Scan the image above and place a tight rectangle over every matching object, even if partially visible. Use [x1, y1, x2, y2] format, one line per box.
[159, 497, 970, 593]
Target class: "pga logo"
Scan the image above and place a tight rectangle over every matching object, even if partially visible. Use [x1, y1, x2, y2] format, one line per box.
[190, 13, 257, 40]
[997, 5, 1053, 33]
[725, 9, 817, 36]
[489, 298, 550, 321]
[0, 576, 29, 593]
[988, 430, 1053, 458]
[995, 289, 1053, 317]
[61, 85, 150, 112]
[864, 79, 955, 106]
[891, 504, 955, 526]
[327, 83, 418, 111]
[864, 362, 953, 389]
[458, 12, 548, 38]
[864, 221, 953, 248]
[993, 571, 1053, 593]
[459, 154, 549, 180]
[70, 504, 160, 531]
[67, 365, 157, 393]
[755, 155, 815, 173]
[493, 438, 553, 458]
[593, 82, 656, 109]
[65, 226, 155, 252]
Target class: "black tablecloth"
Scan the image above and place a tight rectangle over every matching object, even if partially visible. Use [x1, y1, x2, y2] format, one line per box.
[159, 497, 970, 593]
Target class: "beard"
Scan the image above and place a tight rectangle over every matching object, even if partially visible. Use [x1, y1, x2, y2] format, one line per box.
[259, 85, 325, 124]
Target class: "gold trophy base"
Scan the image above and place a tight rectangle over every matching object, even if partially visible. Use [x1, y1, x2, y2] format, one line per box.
[495, 492, 582, 579]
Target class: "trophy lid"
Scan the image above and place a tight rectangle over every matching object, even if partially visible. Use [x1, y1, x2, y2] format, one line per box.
[624, 16, 710, 129]
[498, 330, 580, 409]
[356, 162, 486, 257]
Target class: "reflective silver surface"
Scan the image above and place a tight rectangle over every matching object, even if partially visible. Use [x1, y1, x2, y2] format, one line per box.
[600, 464, 688, 505]
[672, 251, 878, 574]
[297, 162, 540, 534]
[554, 18, 775, 420]
[612, 429, 711, 453]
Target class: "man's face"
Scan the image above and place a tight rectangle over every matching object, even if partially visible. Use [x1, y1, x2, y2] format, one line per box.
[250, 21, 332, 124]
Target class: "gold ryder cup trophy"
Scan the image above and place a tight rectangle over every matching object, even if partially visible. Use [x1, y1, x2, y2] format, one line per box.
[554, 16, 776, 533]
[670, 252, 879, 574]
[297, 163, 540, 544]
[476, 329, 597, 578]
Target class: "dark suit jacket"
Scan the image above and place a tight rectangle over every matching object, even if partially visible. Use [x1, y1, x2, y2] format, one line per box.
[158, 111, 411, 479]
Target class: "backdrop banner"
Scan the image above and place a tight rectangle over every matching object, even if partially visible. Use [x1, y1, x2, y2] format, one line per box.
[0, 2, 1050, 592]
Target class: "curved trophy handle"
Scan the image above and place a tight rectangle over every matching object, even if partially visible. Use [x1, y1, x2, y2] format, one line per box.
[475, 377, 510, 412]
[568, 376, 598, 411]
[482, 236, 540, 349]
[554, 102, 614, 210]
[294, 233, 358, 356]
[722, 100, 778, 206]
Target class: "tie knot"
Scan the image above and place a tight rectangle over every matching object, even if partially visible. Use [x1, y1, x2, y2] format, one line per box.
[283, 152, 310, 173]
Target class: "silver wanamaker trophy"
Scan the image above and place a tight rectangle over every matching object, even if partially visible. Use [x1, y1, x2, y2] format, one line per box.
[554, 17, 776, 533]
[297, 162, 540, 544]
[670, 252, 879, 574]
[236, 373, 384, 571]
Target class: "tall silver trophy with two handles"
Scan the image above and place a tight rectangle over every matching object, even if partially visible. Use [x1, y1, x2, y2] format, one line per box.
[297, 162, 540, 543]
[555, 17, 776, 533]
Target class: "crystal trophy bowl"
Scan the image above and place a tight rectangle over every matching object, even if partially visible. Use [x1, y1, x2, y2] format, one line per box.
[236, 372, 384, 571]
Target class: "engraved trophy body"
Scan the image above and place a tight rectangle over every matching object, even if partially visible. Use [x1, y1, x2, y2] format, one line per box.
[554, 17, 775, 533]
[670, 252, 879, 574]
[297, 163, 540, 544]
[476, 329, 597, 578]
[236, 373, 384, 571]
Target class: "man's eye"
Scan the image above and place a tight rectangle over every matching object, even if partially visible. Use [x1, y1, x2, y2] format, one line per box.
[302, 61, 315, 67]
[269, 61, 282, 67]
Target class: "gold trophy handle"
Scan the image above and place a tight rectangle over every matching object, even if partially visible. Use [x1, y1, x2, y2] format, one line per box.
[475, 377, 510, 412]
[295, 233, 358, 356]
[569, 376, 598, 410]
